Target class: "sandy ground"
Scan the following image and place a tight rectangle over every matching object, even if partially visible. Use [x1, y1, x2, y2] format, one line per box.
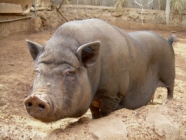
[0, 29, 186, 140]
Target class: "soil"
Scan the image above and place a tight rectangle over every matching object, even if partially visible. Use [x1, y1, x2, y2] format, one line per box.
[0, 28, 186, 140]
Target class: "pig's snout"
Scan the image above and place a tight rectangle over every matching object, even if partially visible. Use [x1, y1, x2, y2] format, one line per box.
[24, 93, 52, 121]
[25, 95, 48, 111]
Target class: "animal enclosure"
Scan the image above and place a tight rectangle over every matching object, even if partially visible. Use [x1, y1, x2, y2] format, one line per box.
[0, 1, 186, 139]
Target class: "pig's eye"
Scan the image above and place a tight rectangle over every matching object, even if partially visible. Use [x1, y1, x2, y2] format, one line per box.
[64, 70, 76, 77]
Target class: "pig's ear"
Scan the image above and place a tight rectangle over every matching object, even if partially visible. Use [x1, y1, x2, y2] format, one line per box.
[26, 39, 43, 60]
[77, 41, 100, 67]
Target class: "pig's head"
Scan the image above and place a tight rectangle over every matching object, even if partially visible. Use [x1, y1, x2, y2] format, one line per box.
[24, 38, 100, 122]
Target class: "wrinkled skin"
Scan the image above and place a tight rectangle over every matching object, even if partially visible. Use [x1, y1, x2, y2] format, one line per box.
[24, 19, 175, 122]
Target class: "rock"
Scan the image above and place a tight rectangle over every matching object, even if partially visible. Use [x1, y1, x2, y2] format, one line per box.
[143, 14, 155, 23]
[88, 116, 128, 140]
[37, 10, 64, 29]
[30, 17, 42, 32]
[128, 11, 139, 20]
[121, 15, 128, 21]
[46, 100, 185, 139]
[146, 107, 179, 140]
[93, 13, 100, 18]
[156, 12, 166, 24]
[0, 3, 22, 14]
[112, 12, 123, 17]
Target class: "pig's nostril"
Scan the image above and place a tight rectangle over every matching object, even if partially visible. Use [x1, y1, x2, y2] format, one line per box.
[38, 104, 45, 110]
[27, 102, 32, 108]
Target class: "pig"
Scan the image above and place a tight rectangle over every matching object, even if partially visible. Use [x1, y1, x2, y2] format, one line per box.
[24, 18, 175, 122]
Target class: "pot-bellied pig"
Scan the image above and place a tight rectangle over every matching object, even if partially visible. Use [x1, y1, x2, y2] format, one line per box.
[24, 18, 175, 122]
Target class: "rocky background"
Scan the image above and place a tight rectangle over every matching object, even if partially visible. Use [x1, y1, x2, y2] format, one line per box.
[1, 4, 186, 39]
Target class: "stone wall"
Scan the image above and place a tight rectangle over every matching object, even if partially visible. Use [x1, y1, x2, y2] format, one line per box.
[0, 16, 42, 39]
[60, 5, 186, 26]
[63, 5, 163, 23]
[36, 5, 186, 32]
[0, 4, 186, 39]
[0, 0, 32, 11]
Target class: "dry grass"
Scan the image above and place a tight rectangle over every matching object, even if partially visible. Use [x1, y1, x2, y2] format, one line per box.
[171, 0, 185, 19]
[158, 0, 166, 10]
[115, 0, 127, 11]
[171, 0, 184, 13]
[158, 0, 185, 19]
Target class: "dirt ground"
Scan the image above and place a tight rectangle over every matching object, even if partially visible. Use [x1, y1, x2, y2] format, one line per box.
[0, 28, 186, 140]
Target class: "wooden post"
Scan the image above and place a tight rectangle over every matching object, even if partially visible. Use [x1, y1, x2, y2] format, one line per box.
[165, 0, 171, 24]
